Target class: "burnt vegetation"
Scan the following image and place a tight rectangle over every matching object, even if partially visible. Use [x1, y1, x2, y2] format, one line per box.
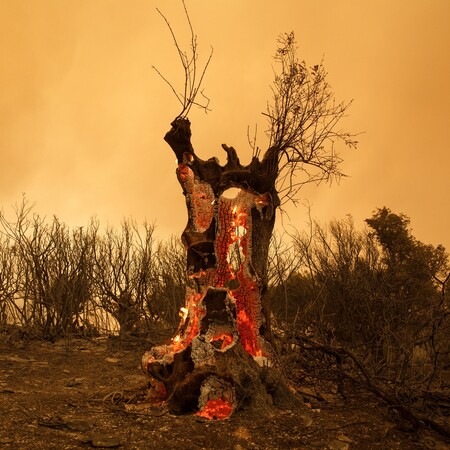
[0, 201, 449, 437]
[137, 2, 362, 421]
[0, 3, 448, 442]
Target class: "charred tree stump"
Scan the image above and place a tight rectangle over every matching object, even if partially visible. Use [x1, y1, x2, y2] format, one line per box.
[142, 118, 300, 419]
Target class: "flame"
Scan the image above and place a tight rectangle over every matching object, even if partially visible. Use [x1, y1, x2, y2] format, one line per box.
[171, 292, 206, 353]
[232, 205, 237, 214]
[196, 398, 233, 420]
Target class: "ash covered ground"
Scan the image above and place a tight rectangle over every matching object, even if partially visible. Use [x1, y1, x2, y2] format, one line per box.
[0, 334, 447, 449]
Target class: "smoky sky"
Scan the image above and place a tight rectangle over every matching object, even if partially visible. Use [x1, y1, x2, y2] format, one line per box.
[1, 0, 449, 249]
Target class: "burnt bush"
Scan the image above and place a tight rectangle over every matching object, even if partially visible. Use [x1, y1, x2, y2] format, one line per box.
[0, 200, 95, 339]
[267, 210, 449, 434]
[0, 199, 191, 339]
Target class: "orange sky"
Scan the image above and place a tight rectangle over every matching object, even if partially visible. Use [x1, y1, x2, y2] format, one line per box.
[1, 0, 449, 249]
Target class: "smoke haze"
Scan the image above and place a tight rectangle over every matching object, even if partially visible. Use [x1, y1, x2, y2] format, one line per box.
[1, 0, 449, 248]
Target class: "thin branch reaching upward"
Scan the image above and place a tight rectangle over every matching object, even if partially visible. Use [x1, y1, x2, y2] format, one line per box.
[153, 1, 213, 118]
[155, 12, 358, 208]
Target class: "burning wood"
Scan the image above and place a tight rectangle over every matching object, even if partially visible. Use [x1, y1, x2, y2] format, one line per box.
[142, 118, 297, 419]
[196, 376, 235, 420]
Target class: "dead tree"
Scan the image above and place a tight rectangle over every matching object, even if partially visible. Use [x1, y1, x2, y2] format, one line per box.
[142, 6, 357, 419]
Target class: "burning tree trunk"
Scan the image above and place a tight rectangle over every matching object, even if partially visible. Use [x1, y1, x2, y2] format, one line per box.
[141, 17, 356, 418]
[142, 118, 296, 419]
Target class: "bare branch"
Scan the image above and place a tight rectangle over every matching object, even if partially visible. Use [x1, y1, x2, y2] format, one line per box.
[262, 32, 358, 204]
[153, 2, 213, 118]
[150, 65, 184, 106]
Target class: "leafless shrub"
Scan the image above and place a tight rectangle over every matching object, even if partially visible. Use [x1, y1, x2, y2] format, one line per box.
[0, 199, 189, 339]
[148, 236, 188, 332]
[0, 232, 22, 326]
[265, 232, 303, 329]
[92, 219, 158, 335]
[268, 212, 449, 435]
[0, 198, 96, 339]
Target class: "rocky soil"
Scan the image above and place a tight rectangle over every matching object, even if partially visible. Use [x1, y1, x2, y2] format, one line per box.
[0, 333, 448, 449]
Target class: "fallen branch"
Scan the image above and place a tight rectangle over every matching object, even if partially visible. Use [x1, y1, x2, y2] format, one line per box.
[294, 335, 450, 439]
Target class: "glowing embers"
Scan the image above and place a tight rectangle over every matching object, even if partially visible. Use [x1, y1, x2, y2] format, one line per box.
[235, 296, 262, 357]
[227, 241, 245, 274]
[141, 292, 206, 383]
[230, 205, 248, 241]
[196, 398, 234, 420]
[213, 189, 265, 357]
[171, 290, 206, 352]
[196, 375, 235, 420]
[177, 163, 215, 233]
[226, 204, 248, 274]
[190, 291, 238, 367]
[209, 332, 235, 351]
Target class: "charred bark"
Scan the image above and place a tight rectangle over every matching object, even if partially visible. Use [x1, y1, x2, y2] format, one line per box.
[142, 118, 299, 418]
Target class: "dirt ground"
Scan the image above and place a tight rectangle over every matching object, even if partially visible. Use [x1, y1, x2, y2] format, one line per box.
[0, 333, 448, 450]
